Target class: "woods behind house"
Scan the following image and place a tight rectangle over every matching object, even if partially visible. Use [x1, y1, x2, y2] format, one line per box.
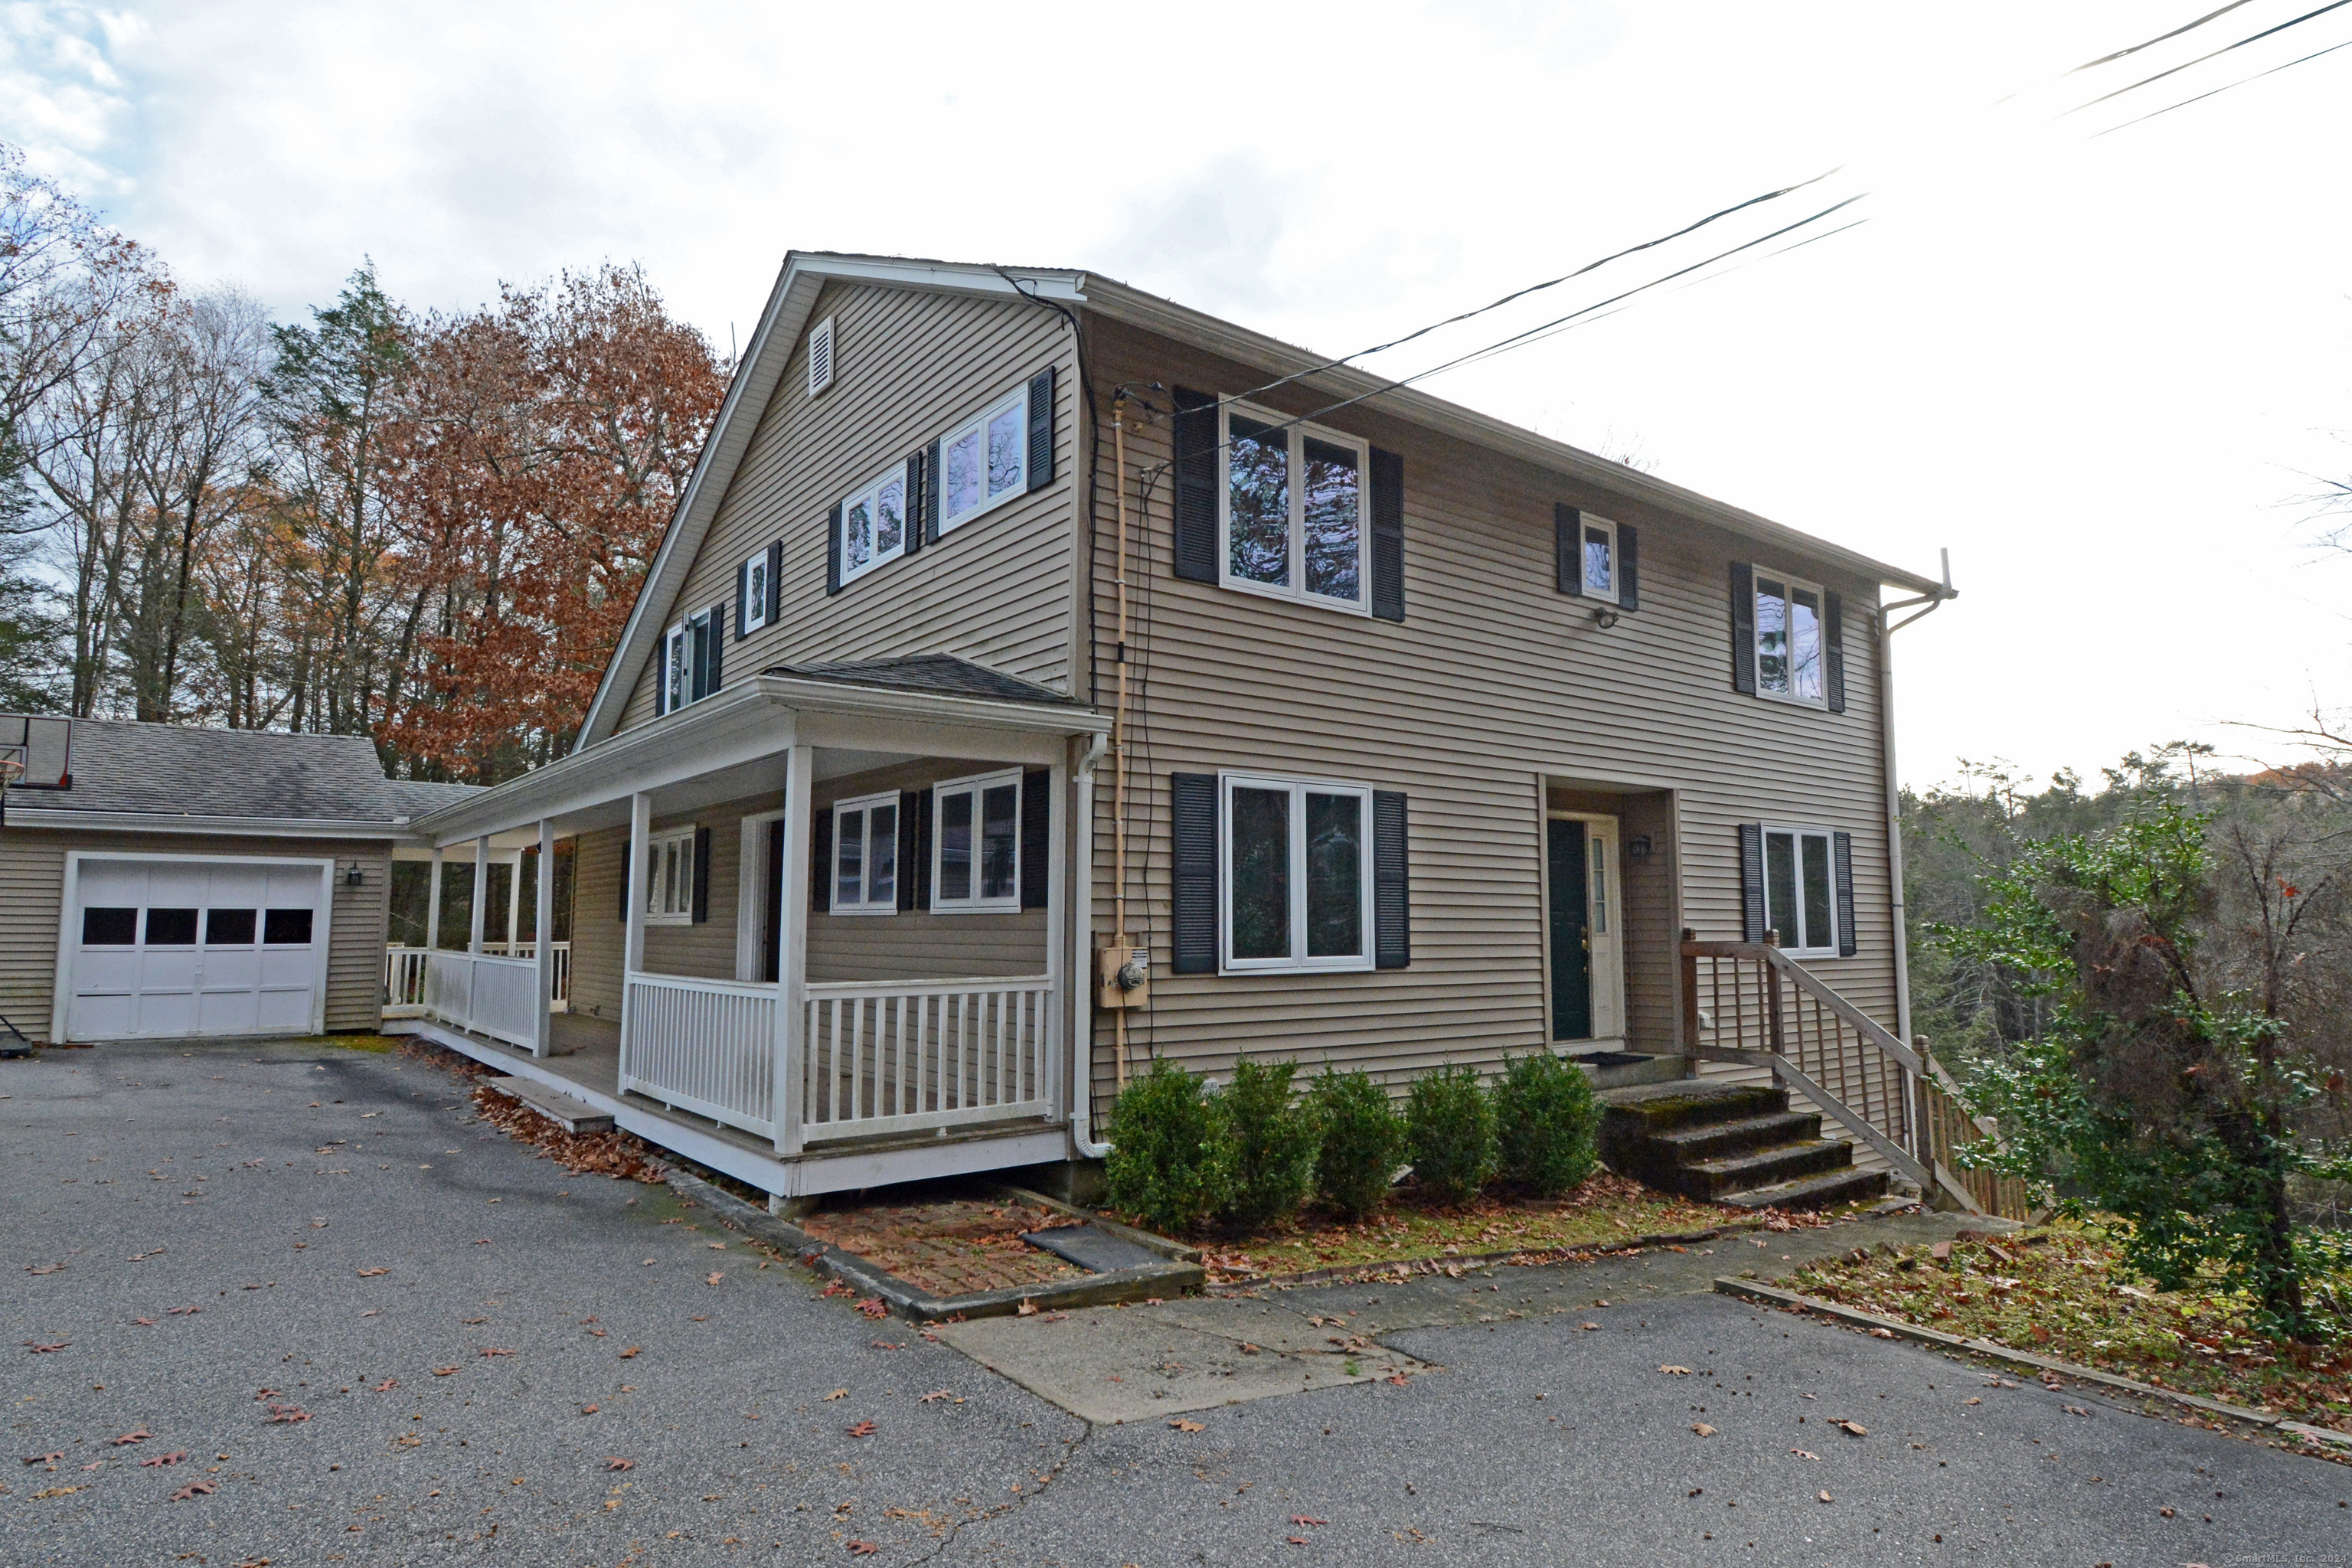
[0, 142, 729, 782]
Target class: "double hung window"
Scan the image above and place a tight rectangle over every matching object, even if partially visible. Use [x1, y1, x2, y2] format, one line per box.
[1220, 403, 1368, 612]
[644, 827, 697, 924]
[829, 792, 899, 915]
[1753, 570, 1826, 707]
[661, 606, 719, 712]
[939, 387, 1029, 537]
[1762, 825, 1838, 957]
[838, 466, 910, 587]
[1220, 773, 1374, 972]
[1581, 515, 1619, 604]
[932, 769, 1021, 913]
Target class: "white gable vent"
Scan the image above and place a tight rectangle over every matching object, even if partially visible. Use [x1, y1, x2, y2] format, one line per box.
[807, 315, 835, 397]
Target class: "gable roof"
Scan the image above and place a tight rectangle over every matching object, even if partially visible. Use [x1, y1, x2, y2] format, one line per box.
[576, 250, 1950, 750]
[4, 717, 479, 830]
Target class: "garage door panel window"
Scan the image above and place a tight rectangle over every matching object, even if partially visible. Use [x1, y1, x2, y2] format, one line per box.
[81, 906, 136, 946]
[145, 908, 198, 945]
[264, 908, 314, 946]
[206, 908, 257, 945]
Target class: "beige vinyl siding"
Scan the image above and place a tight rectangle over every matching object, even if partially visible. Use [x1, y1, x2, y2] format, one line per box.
[0, 828, 393, 1040]
[568, 825, 626, 1021]
[614, 283, 1079, 733]
[1076, 317, 1898, 1111]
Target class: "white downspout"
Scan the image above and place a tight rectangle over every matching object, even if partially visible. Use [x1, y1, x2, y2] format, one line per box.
[1071, 731, 1112, 1158]
[1880, 548, 1955, 1052]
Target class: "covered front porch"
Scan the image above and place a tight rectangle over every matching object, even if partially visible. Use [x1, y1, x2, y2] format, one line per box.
[384, 662, 1109, 1200]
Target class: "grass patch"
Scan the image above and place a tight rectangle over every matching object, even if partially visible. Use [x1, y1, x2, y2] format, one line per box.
[1783, 1220, 2352, 1433]
[1194, 1171, 1788, 1283]
[326, 1033, 398, 1054]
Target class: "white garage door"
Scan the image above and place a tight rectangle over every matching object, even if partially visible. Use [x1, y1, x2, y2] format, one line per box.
[66, 857, 329, 1040]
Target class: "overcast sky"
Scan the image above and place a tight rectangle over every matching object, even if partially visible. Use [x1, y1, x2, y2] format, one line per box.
[5, 1, 2349, 790]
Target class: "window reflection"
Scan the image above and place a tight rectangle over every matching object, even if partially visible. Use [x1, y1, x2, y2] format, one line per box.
[1583, 526, 1612, 596]
[1227, 416, 1289, 586]
[1302, 438, 1360, 601]
[987, 405, 1024, 498]
[1790, 586, 1823, 704]
[1756, 577, 1789, 695]
[1230, 786, 1291, 959]
[1304, 791, 1363, 958]
[945, 429, 982, 521]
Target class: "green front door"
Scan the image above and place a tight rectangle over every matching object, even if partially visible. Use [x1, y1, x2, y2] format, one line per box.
[1547, 818, 1592, 1041]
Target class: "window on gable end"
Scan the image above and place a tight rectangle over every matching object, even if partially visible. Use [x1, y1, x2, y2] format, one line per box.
[836, 465, 910, 586]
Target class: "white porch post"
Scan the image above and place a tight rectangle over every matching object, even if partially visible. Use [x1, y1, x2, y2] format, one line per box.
[425, 850, 443, 951]
[532, 820, 555, 1059]
[773, 743, 813, 1158]
[623, 792, 650, 1067]
[469, 838, 488, 953]
[505, 853, 523, 952]
[1044, 756, 1067, 1119]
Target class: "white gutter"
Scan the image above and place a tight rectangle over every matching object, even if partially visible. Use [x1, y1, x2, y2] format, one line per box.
[3, 808, 421, 843]
[1880, 548, 1956, 1050]
[1070, 731, 1111, 1158]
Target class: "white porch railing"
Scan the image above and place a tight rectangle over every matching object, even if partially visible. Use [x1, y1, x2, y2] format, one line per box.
[802, 977, 1057, 1144]
[421, 949, 543, 1050]
[388, 942, 568, 1018]
[620, 973, 778, 1140]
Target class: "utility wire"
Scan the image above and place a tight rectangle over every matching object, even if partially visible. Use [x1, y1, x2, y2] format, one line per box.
[2092, 32, 2352, 135]
[2066, 0, 2259, 72]
[2060, 0, 2352, 115]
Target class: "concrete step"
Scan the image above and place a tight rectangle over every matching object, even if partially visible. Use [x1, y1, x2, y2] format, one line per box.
[1675, 1138, 1854, 1200]
[1597, 1080, 1788, 1134]
[1652, 1109, 1824, 1165]
[1570, 1051, 1687, 1090]
[483, 1074, 614, 1134]
[1716, 1164, 1889, 1213]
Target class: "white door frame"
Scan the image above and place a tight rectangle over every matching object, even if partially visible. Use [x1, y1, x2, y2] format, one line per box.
[1540, 810, 1625, 1047]
[736, 808, 789, 981]
[53, 851, 337, 1042]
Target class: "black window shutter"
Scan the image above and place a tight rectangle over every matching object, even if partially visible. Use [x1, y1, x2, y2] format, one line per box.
[903, 454, 926, 557]
[1171, 772, 1218, 973]
[825, 503, 844, 596]
[691, 826, 711, 925]
[1730, 563, 1757, 695]
[1019, 768, 1050, 910]
[1833, 831, 1857, 957]
[617, 843, 631, 923]
[897, 789, 923, 913]
[912, 787, 933, 910]
[704, 603, 724, 693]
[1619, 524, 1639, 612]
[735, 561, 748, 640]
[653, 647, 667, 717]
[1555, 503, 1583, 596]
[1738, 823, 1766, 942]
[688, 617, 709, 702]
[1370, 446, 1404, 622]
[764, 541, 782, 623]
[1026, 366, 1056, 492]
[1171, 387, 1218, 584]
[1824, 591, 1846, 714]
[808, 807, 833, 915]
[1373, 789, 1410, 969]
[921, 440, 941, 547]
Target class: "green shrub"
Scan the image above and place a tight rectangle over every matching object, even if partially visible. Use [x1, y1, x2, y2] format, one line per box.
[1493, 1050, 1599, 1196]
[1307, 1067, 1406, 1220]
[1218, 1056, 1320, 1230]
[1103, 1058, 1233, 1235]
[1406, 1064, 1498, 1206]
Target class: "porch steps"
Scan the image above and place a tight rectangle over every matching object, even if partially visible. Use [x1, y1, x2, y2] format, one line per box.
[1596, 1081, 1885, 1212]
[483, 1074, 615, 1135]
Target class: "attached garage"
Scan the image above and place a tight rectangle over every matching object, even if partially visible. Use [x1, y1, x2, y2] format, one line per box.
[61, 854, 333, 1040]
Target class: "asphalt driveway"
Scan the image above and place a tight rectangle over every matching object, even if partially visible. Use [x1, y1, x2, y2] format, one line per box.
[5, 1037, 2348, 1567]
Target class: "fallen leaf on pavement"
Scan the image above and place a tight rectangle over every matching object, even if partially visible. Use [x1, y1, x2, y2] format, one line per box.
[24, 1341, 69, 1353]
[263, 1405, 309, 1423]
[824, 1389, 848, 1400]
[167, 1306, 198, 1316]
[168, 1480, 216, 1501]
[706, 1272, 724, 1286]
[31, 1485, 82, 1498]
[1017, 1298, 1037, 1316]
[1658, 1365, 1691, 1376]
[1691, 1423, 1716, 1436]
[480, 1348, 514, 1357]
[1818, 1491, 1834, 1504]
[604, 1457, 634, 1471]
[617, 1347, 641, 1359]
[22, 1452, 62, 1465]
[1792, 1449, 1819, 1460]
[139, 1452, 188, 1467]
[357, 1268, 389, 1278]
[857, 1298, 888, 1319]
[1287, 1537, 1311, 1547]
[1579, 1322, 1600, 1331]
[1869, 1328, 1896, 1339]
[1386, 1373, 1410, 1386]
[24, 1263, 63, 1276]
[1833, 1420, 1867, 1436]
[1169, 1419, 1206, 1432]
[374, 1380, 397, 1392]
[2065, 1406, 2090, 1416]
[1292, 1515, 1328, 1526]
[920, 1390, 953, 1403]
[431, 1367, 458, 1377]
[846, 1542, 878, 1556]
[846, 1420, 876, 1438]
[131, 1318, 155, 1326]
[111, 1427, 150, 1446]
[1965, 1397, 1981, 1406]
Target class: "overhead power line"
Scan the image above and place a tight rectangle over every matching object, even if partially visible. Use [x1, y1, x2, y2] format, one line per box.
[2066, 0, 2259, 72]
[2060, 0, 2352, 115]
[2092, 33, 2352, 135]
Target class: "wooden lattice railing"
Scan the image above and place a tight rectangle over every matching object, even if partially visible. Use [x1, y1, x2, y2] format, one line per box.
[1681, 935, 2030, 1219]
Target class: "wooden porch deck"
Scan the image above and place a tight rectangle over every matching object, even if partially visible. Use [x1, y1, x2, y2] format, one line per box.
[383, 1011, 1069, 1201]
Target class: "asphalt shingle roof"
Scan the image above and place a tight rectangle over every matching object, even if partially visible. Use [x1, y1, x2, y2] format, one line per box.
[8, 717, 481, 825]
[761, 655, 1085, 708]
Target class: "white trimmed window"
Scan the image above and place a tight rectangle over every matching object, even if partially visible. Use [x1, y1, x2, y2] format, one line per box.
[939, 386, 1030, 537]
[931, 768, 1021, 913]
[1754, 569, 1827, 707]
[830, 792, 900, 915]
[661, 623, 690, 713]
[741, 550, 770, 632]
[1220, 401, 1369, 614]
[838, 466, 910, 586]
[1762, 825, 1838, 957]
[1580, 514, 1620, 605]
[807, 315, 835, 397]
[644, 827, 697, 925]
[1219, 772, 1374, 972]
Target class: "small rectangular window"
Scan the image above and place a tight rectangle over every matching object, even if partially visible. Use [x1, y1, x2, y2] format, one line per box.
[937, 387, 1029, 537]
[81, 906, 136, 946]
[931, 769, 1022, 913]
[828, 792, 900, 915]
[1220, 772, 1374, 972]
[1581, 515, 1618, 604]
[263, 907, 314, 946]
[206, 907, 258, 945]
[662, 624, 689, 712]
[1753, 568, 1826, 707]
[837, 466, 910, 586]
[1219, 401, 1368, 614]
[1762, 825, 1840, 956]
[145, 907, 198, 946]
[741, 550, 770, 632]
[643, 827, 697, 924]
[807, 315, 835, 397]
